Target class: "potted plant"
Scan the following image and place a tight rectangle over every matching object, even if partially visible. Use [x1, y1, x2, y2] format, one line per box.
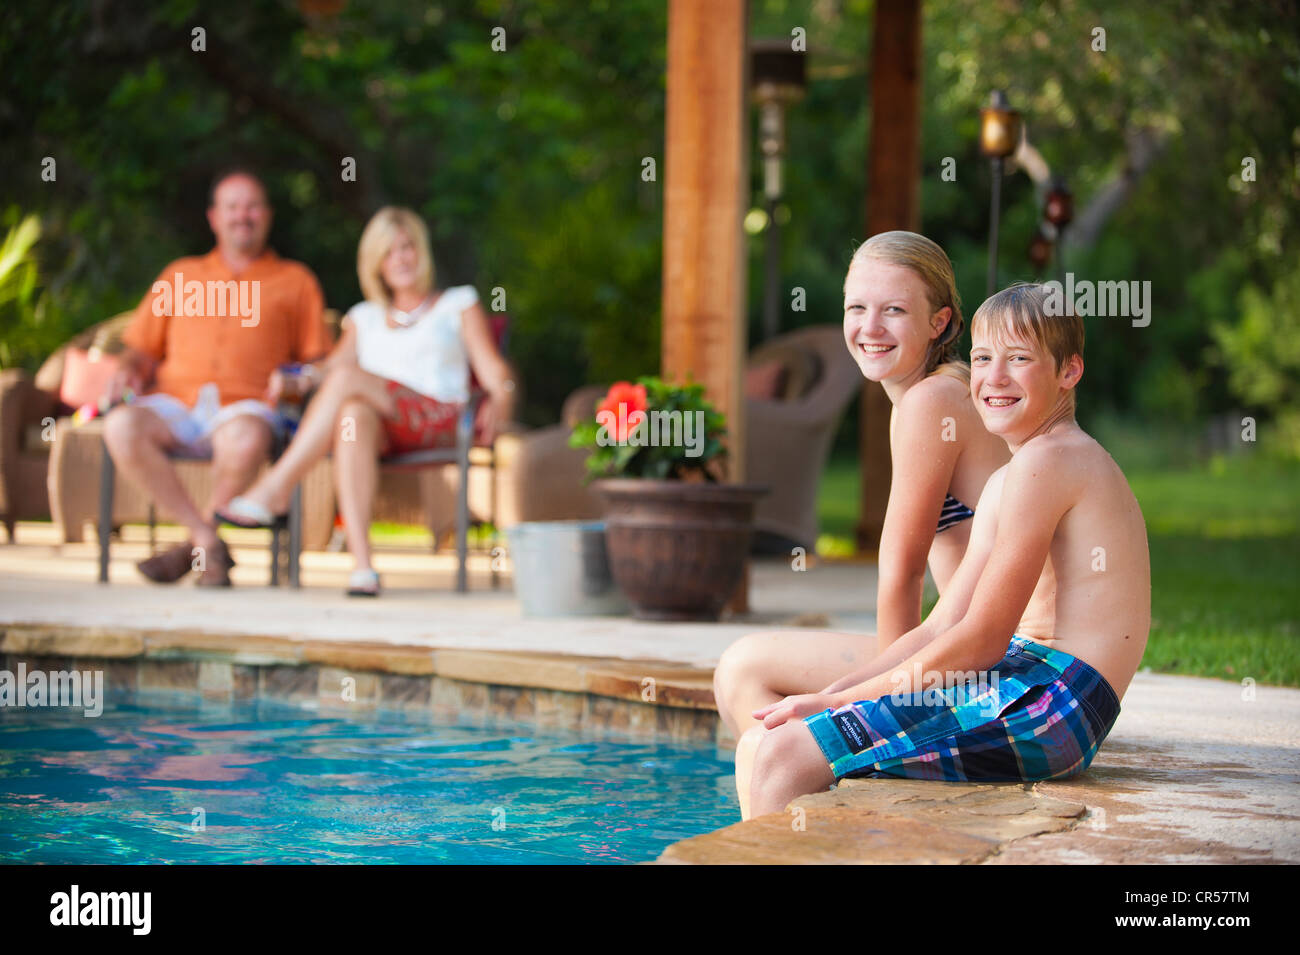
[568, 377, 766, 621]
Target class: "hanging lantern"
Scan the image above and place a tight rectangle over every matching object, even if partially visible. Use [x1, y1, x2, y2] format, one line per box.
[978, 91, 1022, 159]
[1028, 227, 1054, 269]
[1045, 178, 1074, 227]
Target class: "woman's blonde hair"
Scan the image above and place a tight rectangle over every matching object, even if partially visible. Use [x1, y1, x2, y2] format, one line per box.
[357, 206, 435, 306]
[846, 231, 967, 382]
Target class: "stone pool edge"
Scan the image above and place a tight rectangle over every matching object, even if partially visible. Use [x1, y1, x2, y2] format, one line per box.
[651, 777, 1093, 864]
[0, 622, 725, 745]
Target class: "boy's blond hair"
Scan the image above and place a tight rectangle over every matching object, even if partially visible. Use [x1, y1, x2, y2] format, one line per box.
[357, 206, 435, 307]
[972, 283, 1085, 409]
[847, 231, 967, 382]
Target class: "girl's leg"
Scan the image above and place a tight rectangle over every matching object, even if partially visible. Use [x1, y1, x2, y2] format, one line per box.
[242, 366, 394, 513]
[334, 399, 384, 573]
[713, 629, 878, 739]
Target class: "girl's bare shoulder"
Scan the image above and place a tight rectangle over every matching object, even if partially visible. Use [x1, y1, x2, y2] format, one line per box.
[898, 371, 970, 417]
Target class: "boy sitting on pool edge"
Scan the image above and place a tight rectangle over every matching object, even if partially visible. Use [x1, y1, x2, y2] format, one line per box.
[737, 283, 1151, 819]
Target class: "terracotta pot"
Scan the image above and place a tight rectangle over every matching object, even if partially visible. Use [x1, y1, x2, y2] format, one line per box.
[593, 478, 768, 621]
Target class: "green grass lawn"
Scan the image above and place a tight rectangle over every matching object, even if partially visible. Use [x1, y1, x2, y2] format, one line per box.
[368, 521, 500, 549]
[817, 451, 1300, 687]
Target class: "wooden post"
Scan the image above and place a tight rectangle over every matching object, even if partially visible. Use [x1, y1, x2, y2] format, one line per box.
[661, 0, 751, 609]
[856, 0, 923, 553]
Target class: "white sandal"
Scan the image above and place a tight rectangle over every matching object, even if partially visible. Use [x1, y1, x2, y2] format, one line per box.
[217, 495, 282, 528]
[347, 568, 381, 597]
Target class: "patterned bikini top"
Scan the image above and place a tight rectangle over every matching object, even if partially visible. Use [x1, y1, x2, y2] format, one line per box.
[937, 493, 975, 533]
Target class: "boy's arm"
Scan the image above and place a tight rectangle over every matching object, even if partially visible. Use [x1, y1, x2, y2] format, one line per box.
[819, 468, 1004, 697]
[839, 445, 1077, 704]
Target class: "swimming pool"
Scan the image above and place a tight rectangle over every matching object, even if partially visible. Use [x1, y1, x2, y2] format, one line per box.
[0, 696, 737, 864]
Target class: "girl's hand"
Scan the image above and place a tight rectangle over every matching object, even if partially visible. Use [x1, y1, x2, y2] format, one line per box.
[752, 693, 838, 730]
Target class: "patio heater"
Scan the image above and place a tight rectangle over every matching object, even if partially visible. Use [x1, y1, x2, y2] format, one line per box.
[979, 90, 1022, 296]
[1044, 177, 1074, 286]
[751, 40, 806, 342]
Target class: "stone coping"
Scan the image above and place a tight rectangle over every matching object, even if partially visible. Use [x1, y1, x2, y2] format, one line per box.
[656, 778, 1090, 864]
[0, 622, 725, 745]
[0, 621, 715, 707]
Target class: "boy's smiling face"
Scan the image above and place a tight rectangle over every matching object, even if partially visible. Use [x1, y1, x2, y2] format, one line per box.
[971, 323, 1083, 446]
[843, 258, 949, 383]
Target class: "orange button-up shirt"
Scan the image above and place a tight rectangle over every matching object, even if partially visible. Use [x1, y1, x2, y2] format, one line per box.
[122, 248, 333, 406]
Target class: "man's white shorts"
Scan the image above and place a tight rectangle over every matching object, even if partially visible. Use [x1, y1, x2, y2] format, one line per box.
[130, 382, 284, 457]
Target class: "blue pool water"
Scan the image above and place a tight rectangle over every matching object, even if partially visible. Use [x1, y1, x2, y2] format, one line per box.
[0, 697, 738, 864]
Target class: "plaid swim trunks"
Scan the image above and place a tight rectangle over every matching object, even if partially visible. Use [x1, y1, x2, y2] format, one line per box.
[804, 635, 1121, 782]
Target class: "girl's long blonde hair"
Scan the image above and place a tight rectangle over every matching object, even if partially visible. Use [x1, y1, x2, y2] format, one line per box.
[847, 231, 968, 383]
[356, 206, 435, 306]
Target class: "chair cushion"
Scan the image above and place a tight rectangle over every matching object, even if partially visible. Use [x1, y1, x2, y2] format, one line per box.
[561, 385, 608, 430]
[746, 341, 822, 401]
[744, 359, 788, 400]
[59, 347, 120, 410]
[35, 310, 135, 395]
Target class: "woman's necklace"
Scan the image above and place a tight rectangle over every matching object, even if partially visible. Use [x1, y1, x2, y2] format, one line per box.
[388, 292, 436, 328]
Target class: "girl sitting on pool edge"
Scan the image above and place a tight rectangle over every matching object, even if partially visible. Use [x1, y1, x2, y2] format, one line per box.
[713, 231, 1009, 739]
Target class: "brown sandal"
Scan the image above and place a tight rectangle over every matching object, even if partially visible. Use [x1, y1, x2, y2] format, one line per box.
[194, 538, 235, 587]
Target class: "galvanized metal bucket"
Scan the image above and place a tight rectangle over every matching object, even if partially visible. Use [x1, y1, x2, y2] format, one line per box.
[505, 520, 629, 617]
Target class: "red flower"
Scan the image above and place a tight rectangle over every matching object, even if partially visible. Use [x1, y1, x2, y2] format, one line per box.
[596, 381, 648, 443]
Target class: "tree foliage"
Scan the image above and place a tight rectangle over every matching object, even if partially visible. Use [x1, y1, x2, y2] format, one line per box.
[1, 0, 1296, 442]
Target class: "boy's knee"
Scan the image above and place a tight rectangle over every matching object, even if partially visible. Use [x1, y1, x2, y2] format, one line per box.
[753, 722, 819, 784]
[737, 724, 766, 756]
[753, 724, 791, 770]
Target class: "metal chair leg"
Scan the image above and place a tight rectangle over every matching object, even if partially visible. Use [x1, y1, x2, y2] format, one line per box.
[98, 440, 115, 583]
[456, 415, 470, 594]
[288, 484, 302, 589]
[489, 452, 500, 590]
[270, 524, 281, 587]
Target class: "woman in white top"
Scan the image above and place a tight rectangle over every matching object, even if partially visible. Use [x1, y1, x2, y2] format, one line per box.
[219, 207, 515, 595]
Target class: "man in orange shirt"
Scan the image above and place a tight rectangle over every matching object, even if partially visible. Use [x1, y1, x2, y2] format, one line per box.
[103, 168, 332, 586]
